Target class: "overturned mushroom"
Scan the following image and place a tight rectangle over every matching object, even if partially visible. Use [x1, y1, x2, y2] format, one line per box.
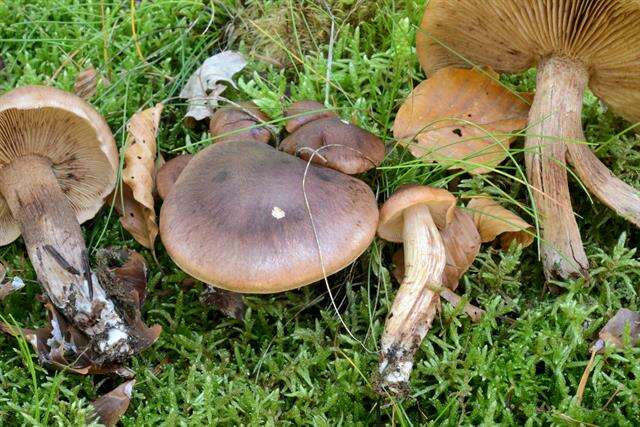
[417, 0, 640, 280]
[0, 86, 154, 362]
[376, 185, 455, 393]
[160, 140, 378, 293]
[280, 106, 385, 174]
[209, 102, 272, 144]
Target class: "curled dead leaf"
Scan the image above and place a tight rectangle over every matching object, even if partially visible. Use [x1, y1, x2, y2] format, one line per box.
[180, 51, 247, 125]
[114, 104, 163, 249]
[91, 380, 136, 427]
[467, 196, 534, 249]
[200, 286, 245, 320]
[393, 67, 531, 174]
[440, 208, 481, 290]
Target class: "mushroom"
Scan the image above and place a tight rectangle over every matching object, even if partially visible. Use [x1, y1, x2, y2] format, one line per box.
[376, 184, 455, 393]
[284, 100, 338, 133]
[280, 117, 385, 174]
[209, 102, 272, 144]
[416, 0, 640, 280]
[156, 154, 193, 200]
[0, 86, 136, 360]
[160, 140, 378, 293]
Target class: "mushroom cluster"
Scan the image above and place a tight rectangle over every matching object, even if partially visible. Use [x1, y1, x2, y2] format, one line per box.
[160, 101, 385, 294]
[416, 0, 640, 280]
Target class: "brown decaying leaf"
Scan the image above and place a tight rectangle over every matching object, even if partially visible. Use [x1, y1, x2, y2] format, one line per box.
[74, 67, 99, 100]
[576, 309, 640, 404]
[0, 250, 161, 375]
[200, 286, 245, 320]
[393, 67, 531, 174]
[92, 380, 136, 427]
[115, 104, 163, 249]
[467, 196, 534, 249]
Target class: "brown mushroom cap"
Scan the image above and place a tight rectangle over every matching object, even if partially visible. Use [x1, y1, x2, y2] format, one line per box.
[416, 0, 640, 122]
[377, 185, 456, 242]
[209, 102, 271, 144]
[0, 86, 118, 245]
[284, 100, 338, 133]
[280, 117, 385, 175]
[156, 154, 193, 200]
[160, 140, 379, 293]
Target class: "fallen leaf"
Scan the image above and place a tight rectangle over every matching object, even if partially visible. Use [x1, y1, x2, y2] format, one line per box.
[594, 308, 640, 352]
[393, 67, 531, 174]
[200, 286, 245, 320]
[0, 277, 24, 300]
[467, 195, 534, 248]
[180, 51, 247, 125]
[91, 380, 136, 427]
[576, 309, 640, 404]
[74, 67, 99, 99]
[155, 154, 193, 200]
[115, 104, 163, 249]
[440, 208, 481, 290]
[0, 260, 5, 283]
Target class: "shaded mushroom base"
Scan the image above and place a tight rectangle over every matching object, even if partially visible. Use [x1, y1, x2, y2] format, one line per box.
[0, 156, 156, 363]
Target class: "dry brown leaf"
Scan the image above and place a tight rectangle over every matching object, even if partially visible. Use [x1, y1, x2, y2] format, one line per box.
[74, 67, 99, 99]
[91, 380, 136, 427]
[576, 309, 640, 404]
[200, 286, 245, 320]
[117, 104, 163, 249]
[440, 208, 481, 290]
[467, 196, 534, 248]
[394, 67, 531, 174]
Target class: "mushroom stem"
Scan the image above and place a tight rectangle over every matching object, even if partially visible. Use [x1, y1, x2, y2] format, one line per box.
[378, 204, 446, 393]
[566, 137, 640, 228]
[524, 55, 589, 280]
[0, 155, 132, 360]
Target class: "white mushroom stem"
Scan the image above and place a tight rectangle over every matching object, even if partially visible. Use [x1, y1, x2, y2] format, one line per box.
[378, 204, 446, 393]
[0, 155, 131, 359]
[525, 56, 590, 280]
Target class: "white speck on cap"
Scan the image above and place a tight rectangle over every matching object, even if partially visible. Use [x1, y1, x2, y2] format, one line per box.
[271, 206, 286, 220]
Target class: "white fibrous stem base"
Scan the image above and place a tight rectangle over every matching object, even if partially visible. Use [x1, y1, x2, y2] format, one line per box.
[0, 156, 132, 361]
[378, 204, 446, 394]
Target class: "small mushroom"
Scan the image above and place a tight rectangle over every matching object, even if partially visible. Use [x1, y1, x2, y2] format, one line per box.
[160, 140, 378, 293]
[280, 117, 385, 174]
[417, 0, 640, 280]
[284, 100, 338, 133]
[155, 154, 193, 200]
[209, 102, 272, 144]
[0, 86, 140, 360]
[376, 185, 455, 393]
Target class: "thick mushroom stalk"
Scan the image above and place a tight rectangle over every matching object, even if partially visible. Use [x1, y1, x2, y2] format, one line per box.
[0, 156, 131, 358]
[525, 56, 589, 279]
[379, 204, 446, 392]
